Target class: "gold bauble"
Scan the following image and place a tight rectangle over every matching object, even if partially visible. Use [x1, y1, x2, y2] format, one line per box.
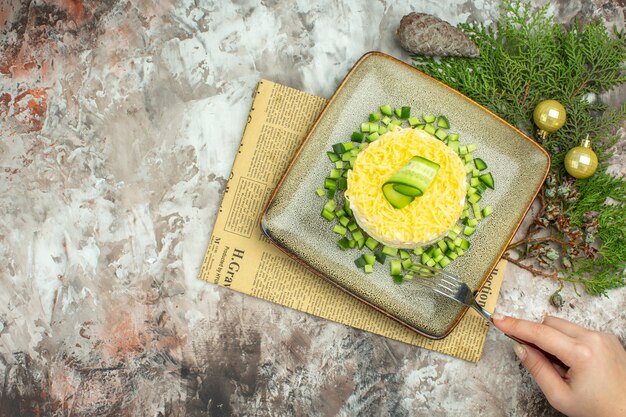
[533, 99, 567, 140]
[564, 135, 598, 179]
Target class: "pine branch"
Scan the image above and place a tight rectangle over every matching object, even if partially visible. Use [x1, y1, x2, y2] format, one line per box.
[412, 0, 626, 298]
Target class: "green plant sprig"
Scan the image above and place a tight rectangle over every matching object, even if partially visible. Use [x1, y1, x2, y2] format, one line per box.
[412, 0, 626, 298]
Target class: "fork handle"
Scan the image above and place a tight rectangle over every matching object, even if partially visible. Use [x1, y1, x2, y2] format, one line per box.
[470, 302, 569, 370]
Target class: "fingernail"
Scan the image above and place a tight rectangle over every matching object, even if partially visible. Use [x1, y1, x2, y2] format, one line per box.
[514, 343, 527, 360]
[491, 312, 505, 321]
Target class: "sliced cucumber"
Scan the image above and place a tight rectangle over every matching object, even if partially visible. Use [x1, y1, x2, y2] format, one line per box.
[382, 156, 440, 209]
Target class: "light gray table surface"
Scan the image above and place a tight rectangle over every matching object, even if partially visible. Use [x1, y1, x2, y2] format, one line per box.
[1, 1, 624, 416]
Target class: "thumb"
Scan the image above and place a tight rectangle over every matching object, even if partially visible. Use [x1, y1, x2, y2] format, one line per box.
[514, 343, 570, 410]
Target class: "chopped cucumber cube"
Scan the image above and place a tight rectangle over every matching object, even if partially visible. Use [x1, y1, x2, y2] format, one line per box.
[332, 143, 344, 155]
[467, 218, 478, 227]
[316, 188, 325, 197]
[479, 172, 494, 189]
[435, 129, 448, 140]
[338, 216, 350, 227]
[468, 193, 481, 204]
[472, 202, 482, 220]
[400, 106, 411, 119]
[347, 221, 358, 232]
[382, 245, 398, 257]
[380, 104, 393, 116]
[459, 145, 468, 155]
[437, 240, 447, 251]
[378, 126, 387, 135]
[351, 229, 364, 242]
[463, 226, 476, 236]
[344, 200, 352, 216]
[367, 132, 379, 142]
[394, 108, 402, 118]
[360, 122, 370, 133]
[448, 141, 460, 153]
[439, 256, 451, 268]
[338, 237, 350, 250]
[401, 258, 413, 270]
[390, 259, 402, 275]
[351, 131, 364, 142]
[472, 168, 480, 177]
[355, 256, 367, 268]
[423, 114, 436, 123]
[437, 116, 450, 129]
[365, 237, 379, 251]
[375, 250, 387, 264]
[408, 116, 420, 126]
[424, 124, 437, 135]
[327, 151, 340, 162]
[467, 143, 477, 152]
[364, 264, 373, 273]
[363, 254, 376, 265]
[474, 158, 487, 170]
[413, 247, 424, 255]
[321, 209, 334, 221]
[342, 142, 354, 152]
[369, 112, 381, 122]
[333, 224, 347, 235]
[482, 206, 493, 217]
[459, 238, 470, 250]
[381, 116, 392, 125]
[323, 200, 337, 212]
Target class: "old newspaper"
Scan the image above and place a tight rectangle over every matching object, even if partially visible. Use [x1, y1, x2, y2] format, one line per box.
[199, 80, 506, 362]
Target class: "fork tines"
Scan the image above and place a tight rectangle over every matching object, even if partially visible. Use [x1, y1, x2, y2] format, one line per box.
[408, 264, 463, 295]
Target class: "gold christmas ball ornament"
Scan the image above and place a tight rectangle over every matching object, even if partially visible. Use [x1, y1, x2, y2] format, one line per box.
[564, 135, 598, 179]
[533, 99, 567, 140]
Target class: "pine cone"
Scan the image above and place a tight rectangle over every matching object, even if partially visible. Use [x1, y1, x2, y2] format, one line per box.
[396, 12, 480, 57]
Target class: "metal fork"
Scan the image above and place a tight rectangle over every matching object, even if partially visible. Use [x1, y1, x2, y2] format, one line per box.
[410, 264, 568, 368]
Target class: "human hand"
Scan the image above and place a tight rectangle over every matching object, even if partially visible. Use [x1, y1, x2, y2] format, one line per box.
[492, 313, 626, 417]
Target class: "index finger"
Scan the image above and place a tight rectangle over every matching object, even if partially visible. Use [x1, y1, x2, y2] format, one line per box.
[493, 314, 578, 366]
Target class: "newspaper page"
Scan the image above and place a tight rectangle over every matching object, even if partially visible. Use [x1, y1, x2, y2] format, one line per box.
[199, 80, 506, 362]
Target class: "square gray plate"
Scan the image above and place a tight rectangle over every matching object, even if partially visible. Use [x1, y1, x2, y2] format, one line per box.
[261, 52, 549, 339]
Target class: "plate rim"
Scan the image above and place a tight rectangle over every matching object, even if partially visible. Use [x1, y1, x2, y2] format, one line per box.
[260, 51, 551, 340]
